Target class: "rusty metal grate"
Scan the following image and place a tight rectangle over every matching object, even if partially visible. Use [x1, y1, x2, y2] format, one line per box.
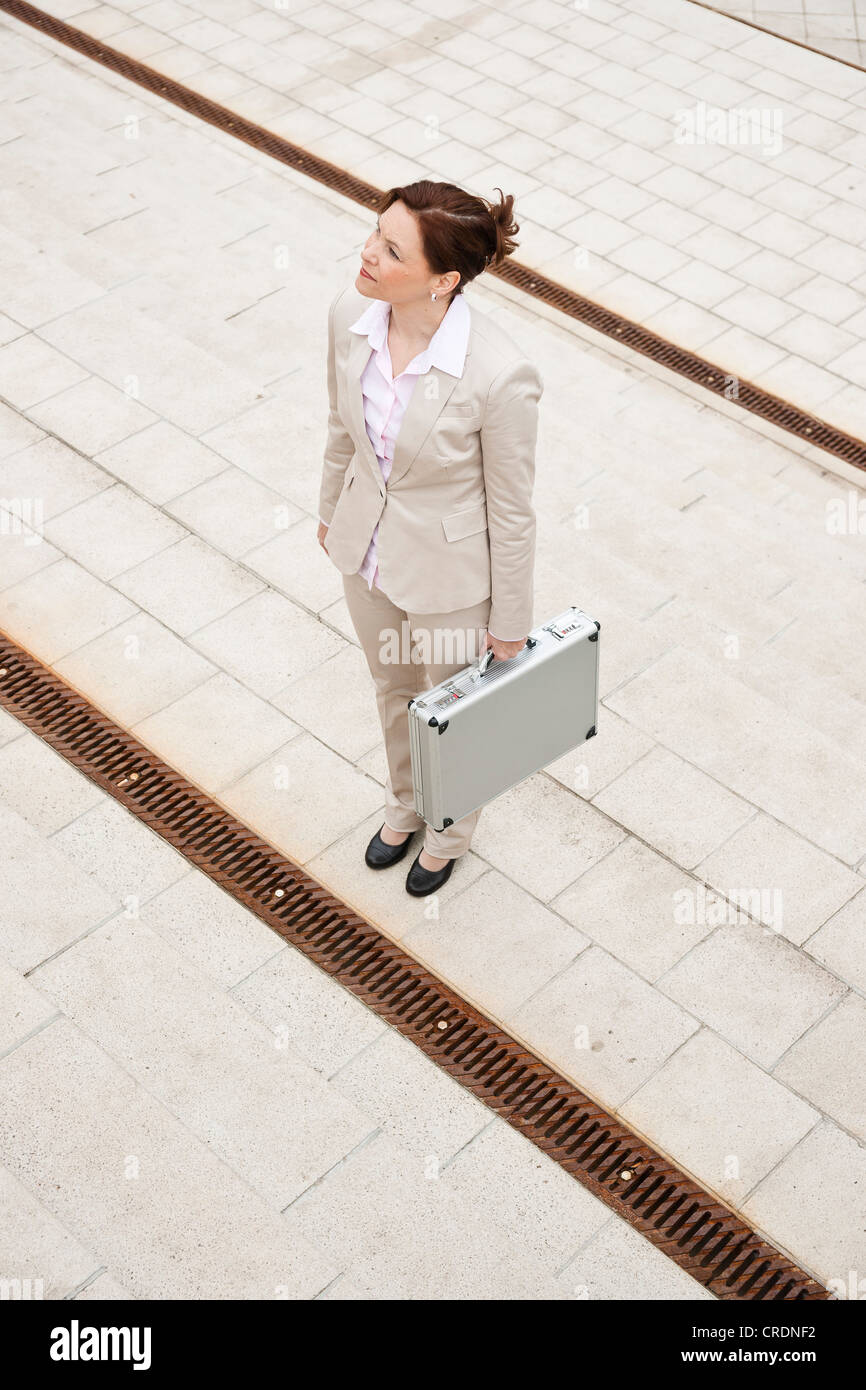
[0, 630, 830, 1300]
[2, 0, 864, 476]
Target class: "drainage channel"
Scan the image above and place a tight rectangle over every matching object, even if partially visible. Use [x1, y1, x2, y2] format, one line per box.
[2, 0, 864, 478]
[0, 630, 830, 1300]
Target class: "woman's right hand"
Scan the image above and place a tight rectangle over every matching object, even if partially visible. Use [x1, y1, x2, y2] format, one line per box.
[317, 520, 329, 551]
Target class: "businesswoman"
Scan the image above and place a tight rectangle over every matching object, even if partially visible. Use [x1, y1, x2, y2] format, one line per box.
[317, 179, 543, 897]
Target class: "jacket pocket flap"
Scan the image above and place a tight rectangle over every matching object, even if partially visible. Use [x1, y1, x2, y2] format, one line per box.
[343, 457, 357, 487]
[442, 502, 488, 542]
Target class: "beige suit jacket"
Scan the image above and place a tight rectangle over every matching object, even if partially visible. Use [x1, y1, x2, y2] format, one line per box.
[318, 283, 543, 640]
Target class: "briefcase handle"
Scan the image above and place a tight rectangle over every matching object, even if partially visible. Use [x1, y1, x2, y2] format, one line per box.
[470, 636, 537, 682]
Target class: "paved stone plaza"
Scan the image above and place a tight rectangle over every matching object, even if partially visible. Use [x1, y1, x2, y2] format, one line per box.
[1, 0, 864, 1299]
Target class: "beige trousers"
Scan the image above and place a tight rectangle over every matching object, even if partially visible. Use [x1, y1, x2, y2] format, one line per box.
[342, 569, 492, 858]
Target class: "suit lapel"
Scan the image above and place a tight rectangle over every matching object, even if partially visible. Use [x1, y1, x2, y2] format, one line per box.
[345, 329, 380, 481]
[345, 308, 474, 489]
[387, 367, 459, 487]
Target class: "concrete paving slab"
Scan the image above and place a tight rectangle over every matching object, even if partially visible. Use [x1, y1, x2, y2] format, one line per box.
[621, 1027, 820, 1208]
[95, 419, 229, 506]
[0, 728, 103, 834]
[805, 888, 866, 995]
[111, 534, 265, 638]
[50, 797, 189, 907]
[188, 588, 345, 697]
[468, 772, 629, 903]
[218, 732, 385, 862]
[403, 868, 590, 1021]
[0, 1163, 103, 1302]
[53, 611, 216, 726]
[43, 483, 187, 581]
[327, 1027, 491, 1167]
[0, 958, 58, 1053]
[773, 993, 866, 1142]
[130, 671, 302, 793]
[592, 745, 755, 869]
[550, 835, 718, 982]
[558, 1211, 716, 1301]
[135, 869, 285, 992]
[0, 434, 112, 518]
[742, 1120, 866, 1289]
[27, 376, 159, 457]
[165, 468, 305, 561]
[30, 915, 378, 1209]
[510, 944, 701, 1111]
[659, 921, 848, 1067]
[695, 813, 864, 949]
[281, 1128, 576, 1300]
[0, 557, 137, 664]
[232, 942, 389, 1080]
[0, 1017, 339, 1299]
[0, 803, 119, 973]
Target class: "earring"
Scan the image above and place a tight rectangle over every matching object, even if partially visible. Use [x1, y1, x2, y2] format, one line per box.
[431, 292, 437, 301]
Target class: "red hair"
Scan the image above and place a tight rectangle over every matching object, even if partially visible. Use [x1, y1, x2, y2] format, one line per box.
[376, 179, 520, 301]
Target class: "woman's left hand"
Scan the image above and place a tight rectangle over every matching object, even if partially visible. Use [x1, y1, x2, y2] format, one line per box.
[482, 631, 526, 662]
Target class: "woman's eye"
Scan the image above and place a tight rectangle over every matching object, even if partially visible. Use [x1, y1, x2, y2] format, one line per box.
[376, 224, 399, 259]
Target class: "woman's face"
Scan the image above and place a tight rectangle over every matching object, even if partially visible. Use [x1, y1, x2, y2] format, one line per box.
[356, 201, 457, 304]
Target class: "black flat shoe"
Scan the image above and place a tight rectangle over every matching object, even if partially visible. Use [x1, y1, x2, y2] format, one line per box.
[405, 850, 455, 896]
[365, 823, 415, 868]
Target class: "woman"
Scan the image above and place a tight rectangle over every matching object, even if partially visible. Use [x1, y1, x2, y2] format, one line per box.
[317, 179, 543, 897]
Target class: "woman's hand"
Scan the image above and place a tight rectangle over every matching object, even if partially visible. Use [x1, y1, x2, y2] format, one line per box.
[482, 631, 526, 662]
[317, 520, 329, 551]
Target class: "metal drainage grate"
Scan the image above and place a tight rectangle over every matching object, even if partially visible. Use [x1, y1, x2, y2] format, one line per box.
[0, 631, 830, 1300]
[2, 0, 864, 477]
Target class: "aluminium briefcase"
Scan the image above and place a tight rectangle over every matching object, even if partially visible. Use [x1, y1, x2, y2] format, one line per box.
[408, 605, 600, 832]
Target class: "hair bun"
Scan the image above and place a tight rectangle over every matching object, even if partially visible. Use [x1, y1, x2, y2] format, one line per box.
[486, 187, 519, 268]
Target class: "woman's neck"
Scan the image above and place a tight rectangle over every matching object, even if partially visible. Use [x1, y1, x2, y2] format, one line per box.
[389, 294, 451, 347]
